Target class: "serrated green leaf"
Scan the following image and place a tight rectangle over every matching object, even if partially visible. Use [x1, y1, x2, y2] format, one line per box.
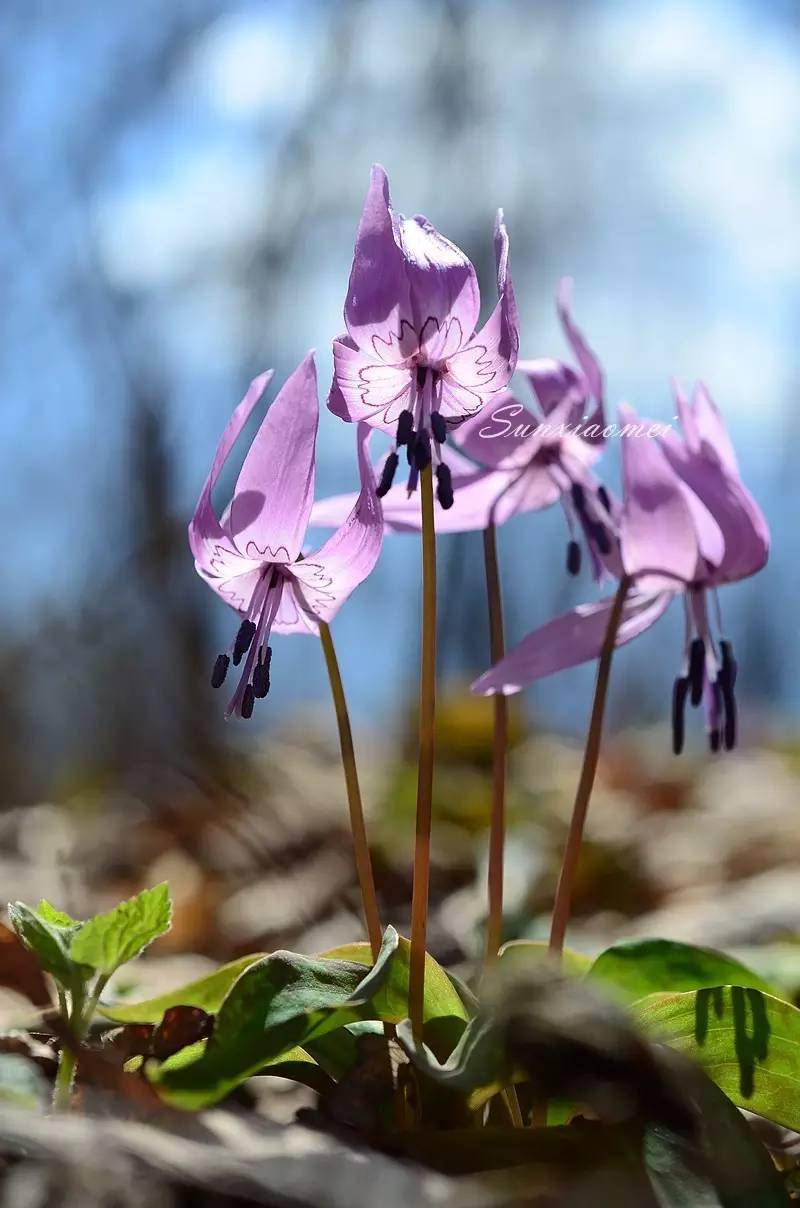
[633, 986, 800, 1132]
[589, 939, 776, 1004]
[99, 954, 265, 1024]
[7, 902, 86, 987]
[153, 926, 402, 1109]
[0, 1053, 49, 1110]
[70, 883, 172, 977]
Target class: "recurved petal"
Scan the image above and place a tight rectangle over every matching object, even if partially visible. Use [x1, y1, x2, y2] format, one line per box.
[471, 589, 674, 696]
[619, 403, 703, 587]
[397, 213, 480, 361]
[328, 335, 413, 432]
[188, 370, 274, 575]
[557, 277, 603, 410]
[691, 382, 740, 475]
[289, 423, 383, 622]
[344, 164, 416, 363]
[229, 352, 319, 563]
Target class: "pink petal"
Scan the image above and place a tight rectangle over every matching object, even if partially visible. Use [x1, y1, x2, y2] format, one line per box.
[344, 164, 416, 363]
[691, 382, 740, 475]
[517, 357, 584, 421]
[619, 403, 703, 587]
[188, 370, 274, 576]
[557, 277, 603, 409]
[271, 579, 321, 636]
[397, 214, 480, 362]
[454, 390, 541, 469]
[288, 423, 383, 622]
[229, 353, 319, 563]
[471, 589, 674, 696]
[328, 335, 413, 432]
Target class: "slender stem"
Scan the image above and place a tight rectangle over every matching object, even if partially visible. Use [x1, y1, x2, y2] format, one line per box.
[549, 576, 631, 956]
[52, 1043, 76, 1112]
[409, 463, 437, 1040]
[482, 523, 507, 967]
[319, 620, 383, 961]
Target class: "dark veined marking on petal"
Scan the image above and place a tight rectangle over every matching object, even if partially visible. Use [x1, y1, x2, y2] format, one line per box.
[211, 653, 229, 689]
[566, 540, 581, 577]
[672, 676, 689, 755]
[688, 637, 705, 706]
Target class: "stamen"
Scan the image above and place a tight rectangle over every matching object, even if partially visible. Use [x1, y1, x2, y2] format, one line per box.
[718, 640, 737, 750]
[377, 452, 399, 498]
[707, 680, 723, 753]
[396, 409, 414, 447]
[436, 463, 453, 509]
[406, 432, 418, 467]
[671, 676, 689, 755]
[566, 540, 581, 576]
[597, 485, 611, 512]
[253, 646, 272, 699]
[570, 482, 586, 512]
[413, 429, 432, 471]
[416, 365, 427, 389]
[709, 729, 721, 753]
[232, 619, 256, 666]
[430, 412, 447, 444]
[240, 683, 255, 719]
[211, 653, 229, 689]
[688, 637, 705, 706]
[589, 522, 611, 555]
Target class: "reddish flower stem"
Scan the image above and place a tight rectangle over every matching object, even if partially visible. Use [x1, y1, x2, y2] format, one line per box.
[482, 523, 507, 968]
[319, 620, 382, 961]
[549, 575, 631, 956]
[409, 464, 437, 1041]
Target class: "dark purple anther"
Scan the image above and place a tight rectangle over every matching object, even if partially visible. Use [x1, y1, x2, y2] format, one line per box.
[232, 619, 256, 666]
[570, 482, 586, 511]
[566, 540, 581, 576]
[436, 463, 453, 509]
[672, 676, 689, 755]
[211, 653, 230, 689]
[430, 412, 447, 444]
[688, 638, 705, 706]
[413, 429, 432, 471]
[377, 452, 399, 498]
[396, 409, 414, 447]
[597, 484, 611, 512]
[241, 683, 255, 719]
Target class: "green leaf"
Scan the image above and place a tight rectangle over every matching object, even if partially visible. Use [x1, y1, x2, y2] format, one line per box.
[498, 939, 592, 977]
[397, 1013, 511, 1109]
[589, 939, 777, 1003]
[70, 883, 172, 977]
[154, 926, 403, 1109]
[321, 936, 468, 1027]
[99, 954, 266, 1024]
[7, 902, 86, 987]
[36, 900, 79, 929]
[633, 986, 800, 1131]
[0, 1053, 49, 1110]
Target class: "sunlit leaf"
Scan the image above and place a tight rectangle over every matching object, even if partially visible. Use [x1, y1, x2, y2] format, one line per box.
[70, 883, 172, 977]
[7, 902, 87, 988]
[589, 939, 776, 1003]
[634, 986, 800, 1131]
[498, 939, 592, 977]
[99, 954, 265, 1024]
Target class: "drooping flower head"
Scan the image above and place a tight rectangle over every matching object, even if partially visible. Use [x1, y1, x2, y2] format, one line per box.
[472, 385, 769, 753]
[328, 164, 519, 510]
[189, 353, 383, 719]
[315, 280, 616, 582]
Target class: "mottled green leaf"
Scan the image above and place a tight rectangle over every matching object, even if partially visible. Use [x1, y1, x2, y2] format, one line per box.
[634, 986, 800, 1131]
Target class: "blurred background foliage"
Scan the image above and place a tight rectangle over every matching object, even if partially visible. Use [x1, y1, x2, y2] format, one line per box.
[1, 0, 799, 990]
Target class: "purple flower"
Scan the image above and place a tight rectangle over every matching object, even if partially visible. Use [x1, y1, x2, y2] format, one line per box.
[328, 164, 519, 509]
[189, 353, 383, 719]
[314, 282, 617, 581]
[472, 385, 769, 753]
